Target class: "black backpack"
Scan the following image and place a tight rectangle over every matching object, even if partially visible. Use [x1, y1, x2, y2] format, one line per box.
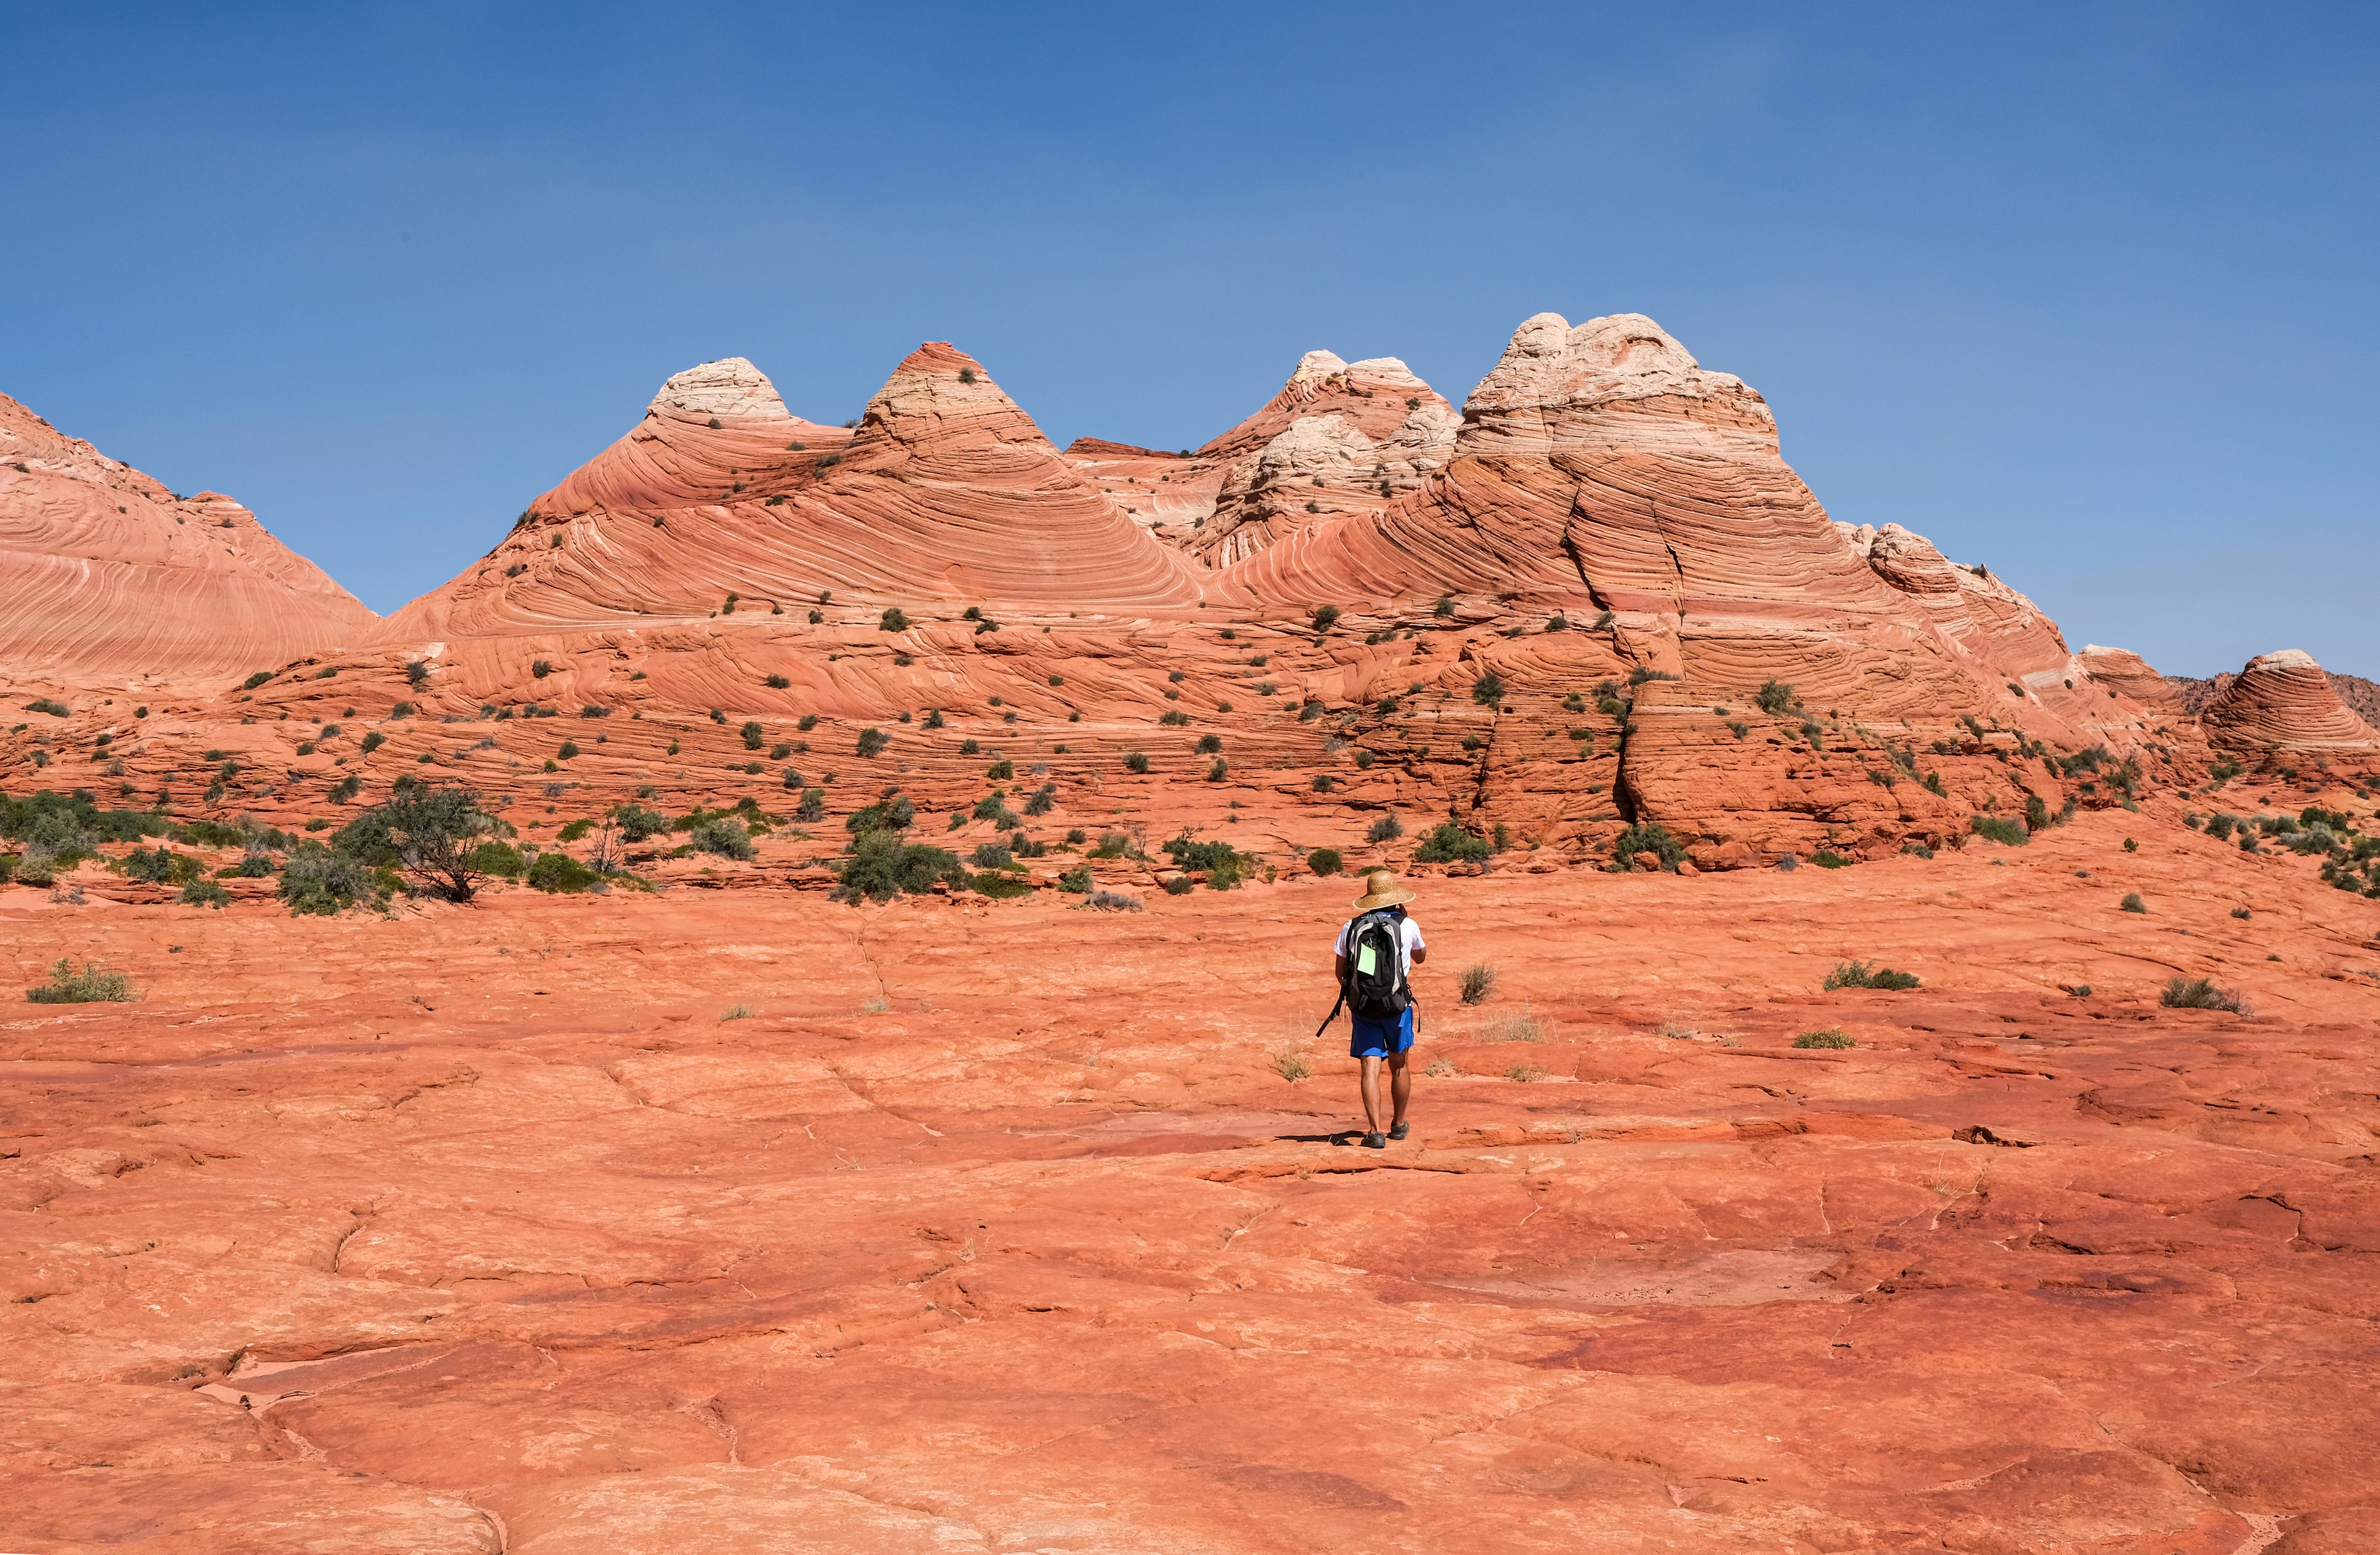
[1343, 909, 1413, 1020]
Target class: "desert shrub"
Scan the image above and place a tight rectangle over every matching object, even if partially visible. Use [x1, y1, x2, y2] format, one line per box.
[971, 842, 1015, 870]
[2120, 892, 2146, 914]
[797, 714, 819, 733]
[796, 787, 827, 822]
[232, 848, 278, 878]
[1161, 876, 1196, 896]
[845, 794, 916, 835]
[1971, 815, 2029, 847]
[120, 846, 184, 885]
[2230, 905, 2252, 920]
[971, 871, 1033, 899]
[1756, 679, 1796, 714]
[1057, 863, 1092, 892]
[1090, 831, 1135, 860]
[1823, 960, 1921, 991]
[1367, 814, 1404, 844]
[359, 731, 386, 754]
[835, 833, 964, 903]
[333, 788, 501, 902]
[856, 728, 888, 758]
[1271, 1046, 1312, 1081]
[1811, 850, 1851, 868]
[610, 804, 669, 842]
[557, 739, 580, 760]
[1308, 848, 1342, 875]
[1086, 891, 1142, 911]
[1414, 824, 1489, 865]
[464, 840, 526, 878]
[24, 698, 70, 717]
[178, 879, 232, 909]
[527, 850, 598, 894]
[242, 672, 275, 691]
[26, 958, 132, 1003]
[1611, 821, 1686, 871]
[689, 817, 756, 860]
[1159, 710, 1191, 727]
[987, 758, 1015, 780]
[531, 659, 553, 678]
[1313, 775, 1338, 792]
[741, 721, 765, 750]
[1470, 672, 1506, 708]
[278, 842, 386, 915]
[1311, 604, 1341, 633]
[2025, 793, 2052, 831]
[879, 607, 909, 631]
[1794, 1029, 1856, 1049]
[1023, 783, 1056, 816]
[2161, 977, 2249, 1013]
[1459, 963, 1497, 1005]
[1123, 752, 1150, 773]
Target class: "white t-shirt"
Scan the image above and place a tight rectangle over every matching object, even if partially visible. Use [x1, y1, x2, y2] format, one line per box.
[1334, 912, 1426, 982]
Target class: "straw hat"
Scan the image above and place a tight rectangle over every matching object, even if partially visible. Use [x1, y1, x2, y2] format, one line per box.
[1351, 868, 1417, 911]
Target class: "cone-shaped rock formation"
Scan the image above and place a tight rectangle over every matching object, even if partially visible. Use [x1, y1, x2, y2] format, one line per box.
[2201, 650, 2380, 764]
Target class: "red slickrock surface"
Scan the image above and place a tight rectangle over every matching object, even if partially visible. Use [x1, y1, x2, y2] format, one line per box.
[0, 394, 377, 694]
[4, 798, 2376, 1552]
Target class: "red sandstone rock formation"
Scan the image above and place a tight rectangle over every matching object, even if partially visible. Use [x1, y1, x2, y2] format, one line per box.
[2078, 643, 2190, 715]
[0, 393, 376, 692]
[2200, 649, 2380, 768]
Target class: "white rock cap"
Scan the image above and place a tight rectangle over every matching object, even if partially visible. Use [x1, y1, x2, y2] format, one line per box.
[648, 357, 791, 420]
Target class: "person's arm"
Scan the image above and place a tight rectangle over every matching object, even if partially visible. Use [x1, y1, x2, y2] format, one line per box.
[1409, 920, 1428, 966]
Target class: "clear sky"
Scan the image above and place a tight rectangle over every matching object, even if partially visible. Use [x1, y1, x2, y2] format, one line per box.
[4, 3, 2373, 677]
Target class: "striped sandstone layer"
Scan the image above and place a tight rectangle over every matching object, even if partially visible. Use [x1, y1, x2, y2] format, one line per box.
[0, 393, 377, 693]
[2200, 649, 2380, 766]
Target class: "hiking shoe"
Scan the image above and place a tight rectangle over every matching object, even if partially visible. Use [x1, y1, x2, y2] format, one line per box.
[1362, 1131, 1387, 1150]
[1388, 1121, 1410, 1142]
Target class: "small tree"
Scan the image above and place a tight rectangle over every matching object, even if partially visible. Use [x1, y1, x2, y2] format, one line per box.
[1471, 672, 1506, 708]
[334, 787, 505, 902]
[880, 607, 910, 632]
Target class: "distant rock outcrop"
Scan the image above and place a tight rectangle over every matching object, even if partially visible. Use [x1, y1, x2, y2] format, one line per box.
[2199, 650, 2380, 765]
[0, 392, 376, 692]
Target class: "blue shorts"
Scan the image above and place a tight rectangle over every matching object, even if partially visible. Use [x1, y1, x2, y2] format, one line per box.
[1351, 1007, 1414, 1059]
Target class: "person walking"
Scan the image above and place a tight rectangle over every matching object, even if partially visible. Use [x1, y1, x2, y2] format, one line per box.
[1324, 868, 1427, 1148]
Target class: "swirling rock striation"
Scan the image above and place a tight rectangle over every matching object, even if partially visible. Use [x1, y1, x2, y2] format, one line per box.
[2200, 650, 2380, 764]
[0, 393, 377, 692]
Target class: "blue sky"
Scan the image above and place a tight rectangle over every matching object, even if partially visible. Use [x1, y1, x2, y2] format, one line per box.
[3, 3, 2373, 676]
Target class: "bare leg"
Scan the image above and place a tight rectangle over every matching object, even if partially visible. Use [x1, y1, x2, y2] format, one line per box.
[1358, 1055, 1385, 1134]
[1388, 1050, 1411, 1127]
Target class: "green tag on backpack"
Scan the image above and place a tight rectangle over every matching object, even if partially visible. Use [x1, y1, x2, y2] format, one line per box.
[1357, 942, 1379, 976]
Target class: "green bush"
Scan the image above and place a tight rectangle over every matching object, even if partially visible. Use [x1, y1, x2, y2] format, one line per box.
[1793, 1029, 1855, 1050]
[795, 787, 826, 822]
[1810, 850, 1851, 868]
[971, 871, 1033, 899]
[1470, 672, 1506, 708]
[741, 721, 765, 750]
[879, 607, 909, 632]
[1414, 823, 1490, 864]
[242, 672, 275, 691]
[178, 879, 232, 909]
[2120, 892, 2146, 914]
[1124, 752, 1149, 773]
[1161, 875, 1196, 896]
[689, 817, 756, 860]
[1311, 604, 1341, 633]
[527, 850, 598, 894]
[987, 759, 1015, 780]
[1971, 815, 2029, 847]
[1756, 679, 1796, 714]
[464, 840, 526, 878]
[835, 832, 965, 903]
[971, 843, 1015, 870]
[1367, 814, 1404, 844]
[278, 842, 385, 915]
[845, 794, 916, 834]
[1308, 848, 1342, 876]
[334, 788, 503, 902]
[1611, 821, 1686, 871]
[1057, 863, 1092, 892]
[1823, 960, 1920, 991]
[26, 958, 132, 1003]
[856, 728, 888, 758]
[612, 804, 669, 842]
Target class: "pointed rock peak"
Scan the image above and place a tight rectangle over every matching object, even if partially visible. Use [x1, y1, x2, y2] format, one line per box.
[1466, 311, 1755, 416]
[646, 357, 790, 420]
[855, 341, 1056, 454]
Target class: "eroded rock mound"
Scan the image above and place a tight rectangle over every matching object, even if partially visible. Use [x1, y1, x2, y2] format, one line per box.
[2201, 649, 2380, 765]
[0, 393, 377, 692]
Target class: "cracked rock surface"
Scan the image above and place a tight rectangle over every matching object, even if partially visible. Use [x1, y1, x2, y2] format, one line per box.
[3, 811, 2376, 1553]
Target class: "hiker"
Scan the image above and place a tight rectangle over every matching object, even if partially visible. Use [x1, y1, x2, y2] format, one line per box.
[1324, 868, 1427, 1149]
